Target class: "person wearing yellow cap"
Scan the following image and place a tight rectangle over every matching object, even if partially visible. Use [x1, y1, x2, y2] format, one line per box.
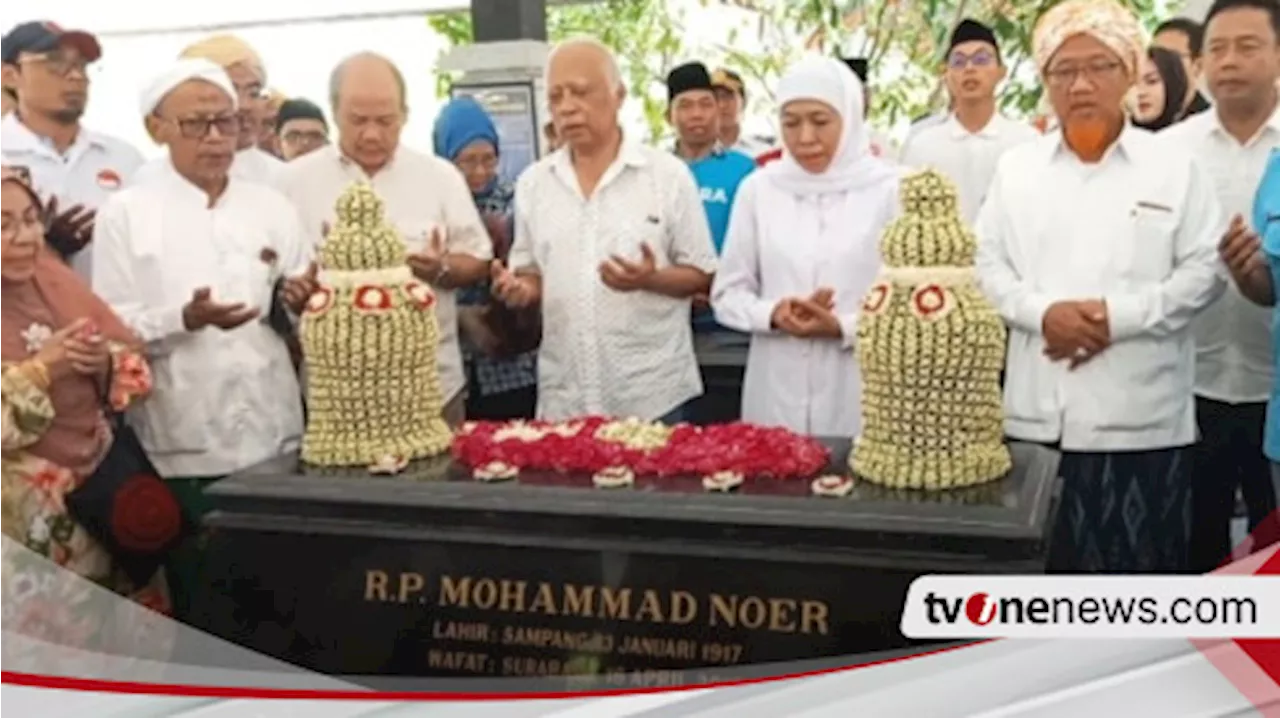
[974, 0, 1227, 573]
[710, 67, 772, 157]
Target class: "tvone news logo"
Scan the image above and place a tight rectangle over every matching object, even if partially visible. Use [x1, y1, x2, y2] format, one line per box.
[920, 591, 1003, 626]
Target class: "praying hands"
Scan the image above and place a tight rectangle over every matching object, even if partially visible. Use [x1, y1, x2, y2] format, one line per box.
[771, 288, 842, 340]
[1042, 299, 1110, 369]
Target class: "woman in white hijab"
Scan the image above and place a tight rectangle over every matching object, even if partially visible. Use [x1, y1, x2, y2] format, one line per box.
[711, 56, 900, 437]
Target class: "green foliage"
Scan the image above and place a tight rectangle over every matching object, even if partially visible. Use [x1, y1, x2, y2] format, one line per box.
[428, 0, 689, 143]
[429, 0, 1175, 135]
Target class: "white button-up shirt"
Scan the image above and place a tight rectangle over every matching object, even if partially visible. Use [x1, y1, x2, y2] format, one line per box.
[134, 146, 286, 188]
[509, 141, 719, 421]
[1161, 105, 1280, 404]
[1, 113, 145, 278]
[277, 144, 492, 404]
[975, 128, 1227, 452]
[711, 171, 898, 436]
[91, 170, 310, 478]
[901, 112, 1039, 223]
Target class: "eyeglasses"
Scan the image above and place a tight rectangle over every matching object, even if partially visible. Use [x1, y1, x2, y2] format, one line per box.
[948, 50, 996, 70]
[17, 52, 89, 78]
[162, 114, 242, 140]
[1045, 61, 1123, 88]
[456, 155, 499, 173]
[282, 129, 327, 146]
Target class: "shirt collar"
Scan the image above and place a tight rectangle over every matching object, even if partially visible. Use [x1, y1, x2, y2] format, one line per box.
[1206, 97, 1280, 147]
[946, 111, 1002, 140]
[1, 112, 105, 157]
[1049, 123, 1137, 166]
[551, 131, 648, 178]
[334, 143, 399, 178]
[672, 139, 726, 163]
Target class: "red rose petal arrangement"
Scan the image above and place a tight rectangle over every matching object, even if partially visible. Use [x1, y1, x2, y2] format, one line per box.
[451, 417, 830, 481]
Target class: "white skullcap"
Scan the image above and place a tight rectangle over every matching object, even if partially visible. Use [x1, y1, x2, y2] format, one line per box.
[139, 58, 238, 117]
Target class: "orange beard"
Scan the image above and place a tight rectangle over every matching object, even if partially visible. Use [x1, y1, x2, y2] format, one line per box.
[1062, 117, 1115, 163]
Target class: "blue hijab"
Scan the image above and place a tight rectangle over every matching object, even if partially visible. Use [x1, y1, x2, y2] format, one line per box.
[433, 97, 500, 185]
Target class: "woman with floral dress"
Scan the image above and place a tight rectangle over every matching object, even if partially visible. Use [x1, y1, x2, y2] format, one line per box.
[1, 165, 169, 630]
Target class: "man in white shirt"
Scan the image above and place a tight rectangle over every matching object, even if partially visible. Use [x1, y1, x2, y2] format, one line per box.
[92, 59, 316, 621]
[902, 20, 1038, 223]
[1, 21, 145, 277]
[136, 35, 285, 187]
[278, 52, 492, 428]
[493, 38, 718, 423]
[1163, 0, 1280, 571]
[976, 0, 1226, 573]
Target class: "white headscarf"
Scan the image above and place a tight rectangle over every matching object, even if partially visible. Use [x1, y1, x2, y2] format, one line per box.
[764, 55, 898, 196]
[139, 58, 239, 117]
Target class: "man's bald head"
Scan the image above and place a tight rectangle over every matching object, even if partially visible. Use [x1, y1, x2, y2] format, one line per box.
[329, 52, 406, 175]
[329, 52, 407, 114]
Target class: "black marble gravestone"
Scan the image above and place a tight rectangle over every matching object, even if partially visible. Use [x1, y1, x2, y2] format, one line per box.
[198, 440, 1058, 680]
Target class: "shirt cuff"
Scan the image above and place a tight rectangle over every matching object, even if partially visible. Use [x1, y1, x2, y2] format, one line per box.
[1018, 293, 1055, 336]
[748, 298, 776, 333]
[1104, 293, 1148, 342]
[162, 304, 189, 337]
[838, 312, 858, 351]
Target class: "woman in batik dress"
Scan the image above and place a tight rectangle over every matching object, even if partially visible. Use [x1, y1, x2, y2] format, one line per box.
[1, 166, 170, 661]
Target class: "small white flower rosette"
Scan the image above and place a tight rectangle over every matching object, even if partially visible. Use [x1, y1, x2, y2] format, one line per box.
[20, 323, 52, 354]
[702, 471, 744, 493]
[474, 461, 519, 482]
[592, 466, 635, 489]
[810, 474, 854, 498]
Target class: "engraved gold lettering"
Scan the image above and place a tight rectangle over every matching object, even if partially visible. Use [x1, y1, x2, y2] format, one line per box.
[709, 594, 737, 627]
[670, 591, 696, 624]
[427, 649, 489, 672]
[768, 598, 798, 632]
[472, 578, 498, 609]
[635, 590, 665, 623]
[563, 584, 595, 617]
[439, 575, 470, 607]
[801, 600, 830, 635]
[599, 587, 632, 620]
[739, 596, 767, 629]
[498, 580, 527, 613]
[432, 620, 491, 642]
[530, 583, 558, 615]
[398, 572, 425, 604]
[364, 570, 388, 602]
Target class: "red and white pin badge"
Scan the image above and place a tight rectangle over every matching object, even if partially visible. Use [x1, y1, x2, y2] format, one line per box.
[96, 168, 122, 191]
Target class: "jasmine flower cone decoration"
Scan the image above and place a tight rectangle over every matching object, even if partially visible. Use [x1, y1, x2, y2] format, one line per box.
[851, 169, 1010, 489]
[299, 181, 452, 472]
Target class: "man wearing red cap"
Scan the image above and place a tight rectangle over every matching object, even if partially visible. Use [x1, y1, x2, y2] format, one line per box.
[0, 21, 144, 279]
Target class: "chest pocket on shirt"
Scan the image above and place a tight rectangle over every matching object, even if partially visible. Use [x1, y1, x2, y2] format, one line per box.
[605, 173, 668, 266]
[1123, 203, 1178, 282]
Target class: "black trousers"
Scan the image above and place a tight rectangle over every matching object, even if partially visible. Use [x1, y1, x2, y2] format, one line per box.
[1189, 398, 1275, 572]
[466, 385, 537, 421]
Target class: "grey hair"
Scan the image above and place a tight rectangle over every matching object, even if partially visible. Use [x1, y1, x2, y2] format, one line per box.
[328, 52, 408, 113]
[545, 36, 624, 92]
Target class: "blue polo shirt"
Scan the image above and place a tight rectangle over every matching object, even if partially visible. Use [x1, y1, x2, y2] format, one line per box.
[681, 145, 755, 332]
[1254, 149, 1280, 462]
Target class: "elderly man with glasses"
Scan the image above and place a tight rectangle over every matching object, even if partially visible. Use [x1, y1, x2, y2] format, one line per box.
[136, 34, 285, 188]
[0, 21, 145, 278]
[91, 59, 317, 624]
[901, 19, 1037, 223]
